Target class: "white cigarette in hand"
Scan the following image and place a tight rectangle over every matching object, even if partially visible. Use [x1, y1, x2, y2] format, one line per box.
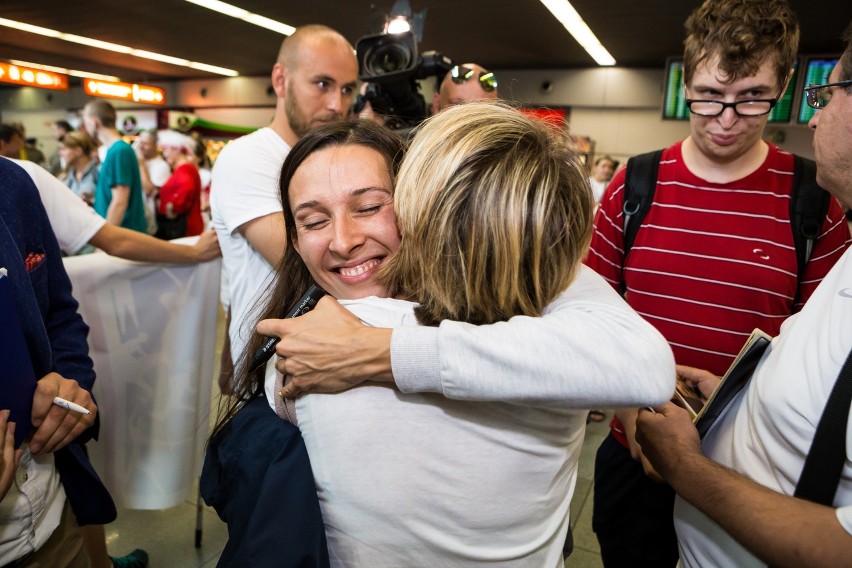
[53, 397, 91, 415]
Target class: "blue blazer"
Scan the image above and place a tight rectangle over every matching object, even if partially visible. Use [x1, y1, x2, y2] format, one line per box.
[0, 159, 116, 526]
[202, 396, 329, 567]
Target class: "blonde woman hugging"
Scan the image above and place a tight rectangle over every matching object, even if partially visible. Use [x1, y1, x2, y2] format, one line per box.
[215, 103, 674, 566]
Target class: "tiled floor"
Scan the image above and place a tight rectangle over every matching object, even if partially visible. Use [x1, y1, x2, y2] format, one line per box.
[101, 308, 609, 567]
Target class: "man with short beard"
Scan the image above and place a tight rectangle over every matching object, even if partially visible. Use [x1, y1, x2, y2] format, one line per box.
[210, 24, 358, 392]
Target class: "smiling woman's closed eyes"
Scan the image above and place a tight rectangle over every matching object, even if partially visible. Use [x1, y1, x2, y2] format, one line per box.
[287, 144, 401, 301]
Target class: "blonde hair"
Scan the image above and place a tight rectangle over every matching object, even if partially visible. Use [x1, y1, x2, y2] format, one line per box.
[381, 102, 594, 326]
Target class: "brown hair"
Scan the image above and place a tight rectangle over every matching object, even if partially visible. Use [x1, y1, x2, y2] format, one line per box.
[210, 119, 404, 439]
[60, 131, 97, 156]
[381, 102, 594, 326]
[683, 0, 799, 90]
[83, 100, 117, 128]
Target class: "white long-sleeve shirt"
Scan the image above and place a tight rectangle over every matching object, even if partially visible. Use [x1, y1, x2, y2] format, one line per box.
[391, 265, 675, 407]
[298, 266, 675, 567]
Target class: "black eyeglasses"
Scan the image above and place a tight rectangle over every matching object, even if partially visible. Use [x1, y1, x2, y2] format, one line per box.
[685, 91, 782, 117]
[450, 65, 498, 92]
[804, 79, 852, 109]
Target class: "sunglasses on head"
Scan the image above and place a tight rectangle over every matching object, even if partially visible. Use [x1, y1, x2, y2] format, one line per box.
[450, 65, 498, 92]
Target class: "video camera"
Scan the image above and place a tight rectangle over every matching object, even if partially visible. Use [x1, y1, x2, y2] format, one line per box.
[354, 31, 453, 130]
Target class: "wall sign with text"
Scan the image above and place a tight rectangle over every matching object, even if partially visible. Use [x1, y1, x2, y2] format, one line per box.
[84, 79, 165, 105]
[0, 62, 68, 90]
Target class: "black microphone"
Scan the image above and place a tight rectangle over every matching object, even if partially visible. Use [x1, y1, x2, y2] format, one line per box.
[248, 284, 326, 373]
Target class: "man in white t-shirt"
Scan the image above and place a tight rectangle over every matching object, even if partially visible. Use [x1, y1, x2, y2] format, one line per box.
[635, 25, 852, 568]
[210, 24, 357, 387]
[135, 130, 172, 234]
[2, 156, 219, 263]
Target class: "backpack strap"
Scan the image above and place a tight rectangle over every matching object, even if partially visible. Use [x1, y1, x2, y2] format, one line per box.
[793, 347, 852, 506]
[790, 155, 831, 277]
[622, 149, 664, 257]
[621, 149, 663, 295]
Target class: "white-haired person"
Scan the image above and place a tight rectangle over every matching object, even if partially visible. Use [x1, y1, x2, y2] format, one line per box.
[212, 105, 675, 566]
[155, 130, 203, 239]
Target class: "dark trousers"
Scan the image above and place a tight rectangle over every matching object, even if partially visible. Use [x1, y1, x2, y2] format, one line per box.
[592, 433, 679, 568]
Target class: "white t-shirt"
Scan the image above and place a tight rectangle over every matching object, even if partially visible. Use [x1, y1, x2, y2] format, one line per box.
[3, 157, 105, 254]
[210, 127, 290, 385]
[675, 247, 852, 568]
[589, 176, 608, 203]
[145, 156, 171, 187]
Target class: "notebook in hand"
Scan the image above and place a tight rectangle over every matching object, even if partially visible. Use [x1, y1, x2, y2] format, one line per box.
[693, 328, 772, 438]
[0, 269, 37, 448]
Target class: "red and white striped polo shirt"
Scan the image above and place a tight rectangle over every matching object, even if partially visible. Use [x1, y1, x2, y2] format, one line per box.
[587, 141, 850, 378]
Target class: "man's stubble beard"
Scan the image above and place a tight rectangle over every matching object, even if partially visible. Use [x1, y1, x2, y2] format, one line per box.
[285, 83, 342, 139]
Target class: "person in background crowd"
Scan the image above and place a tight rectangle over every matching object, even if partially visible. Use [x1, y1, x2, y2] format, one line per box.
[585, 1, 851, 566]
[430, 62, 498, 113]
[11, 122, 47, 166]
[192, 137, 213, 227]
[588, 155, 617, 203]
[134, 130, 171, 235]
[5, 155, 220, 264]
[586, 155, 618, 425]
[635, 22, 852, 567]
[58, 131, 99, 206]
[210, 23, 358, 393]
[155, 130, 203, 240]
[48, 119, 74, 176]
[82, 101, 147, 233]
[0, 123, 25, 159]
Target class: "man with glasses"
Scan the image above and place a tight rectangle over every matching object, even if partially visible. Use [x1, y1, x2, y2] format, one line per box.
[430, 63, 498, 113]
[586, 1, 850, 566]
[634, 23, 852, 567]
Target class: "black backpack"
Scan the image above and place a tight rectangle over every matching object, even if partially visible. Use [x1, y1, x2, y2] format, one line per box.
[620, 150, 832, 298]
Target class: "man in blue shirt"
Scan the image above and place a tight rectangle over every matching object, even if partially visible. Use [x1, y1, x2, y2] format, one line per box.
[83, 101, 147, 233]
[0, 158, 115, 565]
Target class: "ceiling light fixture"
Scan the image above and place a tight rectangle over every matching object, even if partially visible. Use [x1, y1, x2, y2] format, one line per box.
[8, 59, 120, 81]
[0, 16, 238, 76]
[538, 0, 616, 66]
[184, 0, 295, 36]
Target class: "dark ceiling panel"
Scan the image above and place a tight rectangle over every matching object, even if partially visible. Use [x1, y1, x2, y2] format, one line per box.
[0, 0, 849, 82]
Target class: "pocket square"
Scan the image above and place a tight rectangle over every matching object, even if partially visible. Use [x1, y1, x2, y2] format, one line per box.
[24, 252, 45, 272]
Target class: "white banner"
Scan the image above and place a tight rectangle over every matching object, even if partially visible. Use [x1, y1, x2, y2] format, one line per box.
[64, 244, 221, 510]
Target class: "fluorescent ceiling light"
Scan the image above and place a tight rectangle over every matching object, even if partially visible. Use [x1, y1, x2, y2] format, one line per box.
[185, 0, 296, 35]
[539, 0, 616, 66]
[0, 16, 238, 76]
[8, 59, 120, 81]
